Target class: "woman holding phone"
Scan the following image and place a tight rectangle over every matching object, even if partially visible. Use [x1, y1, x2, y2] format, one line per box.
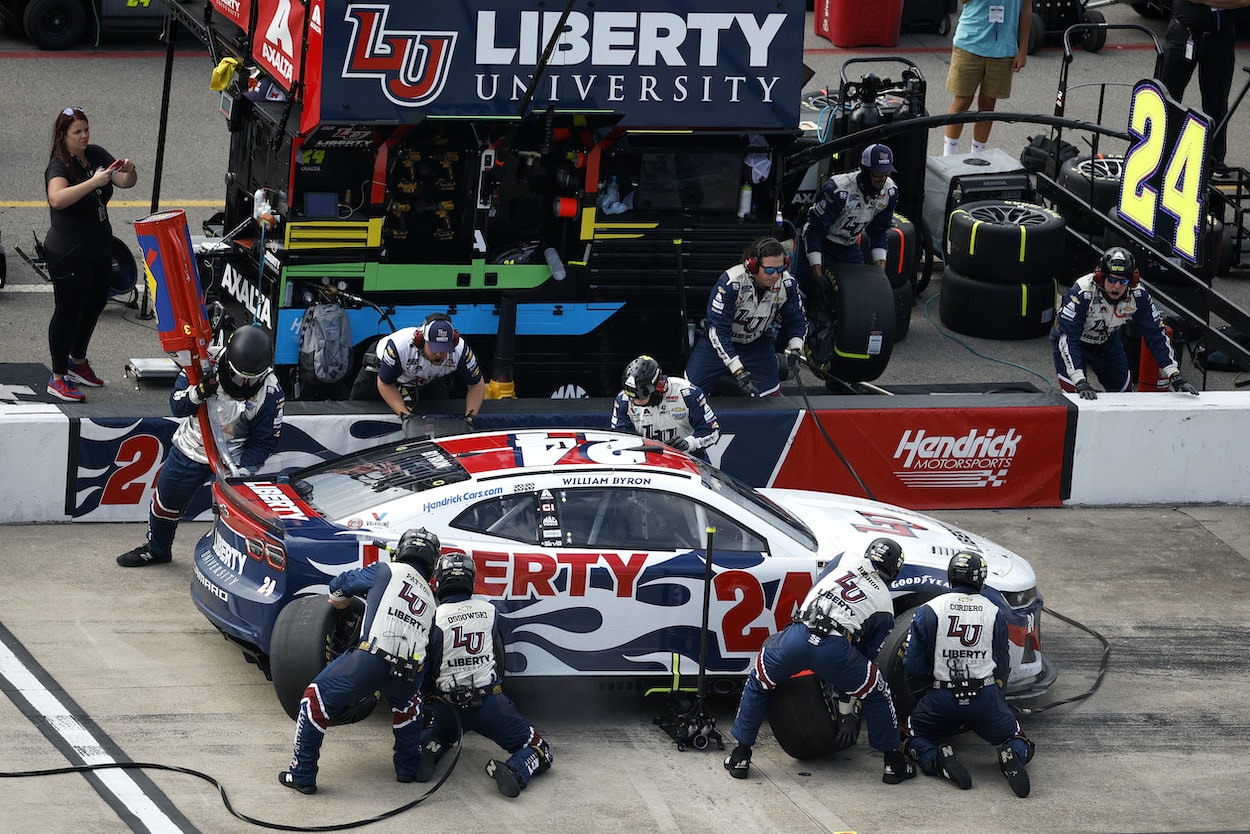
[43, 106, 137, 402]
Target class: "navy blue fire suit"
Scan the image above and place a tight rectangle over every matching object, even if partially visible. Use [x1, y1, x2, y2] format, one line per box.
[901, 585, 1032, 769]
[802, 170, 898, 268]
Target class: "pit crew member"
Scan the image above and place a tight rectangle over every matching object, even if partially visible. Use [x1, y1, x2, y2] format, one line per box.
[279, 528, 439, 794]
[901, 551, 1035, 798]
[610, 355, 720, 461]
[802, 143, 899, 274]
[724, 538, 915, 784]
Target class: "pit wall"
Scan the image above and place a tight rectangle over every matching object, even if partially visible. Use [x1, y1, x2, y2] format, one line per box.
[2, 391, 1246, 524]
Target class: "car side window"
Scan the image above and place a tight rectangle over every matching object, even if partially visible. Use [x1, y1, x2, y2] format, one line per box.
[451, 493, 538, 543]
[702, 507, 768, 554]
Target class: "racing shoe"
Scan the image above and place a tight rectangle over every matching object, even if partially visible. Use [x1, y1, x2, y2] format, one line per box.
[486, 759, 522, 797]
[411, 740, 446, 783]
[117, 544, 171, 567]
[723, 744, 751, 779]
[933, 744, 972, 789]
[66, 358, 104, 388]
[999, 747, 1031, 797]
[278, 771, 317, 794]
[882, 748, 916, 784]
[47, 375, 85, 402]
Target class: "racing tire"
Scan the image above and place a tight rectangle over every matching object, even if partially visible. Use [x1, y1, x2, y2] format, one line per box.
[270, 596, 379, 724]
[877, 608, 926, 722]
[806, 262, 896, 383]
[939, 267, 1057, 340]
[1081, 10, 1107, 52]
[22, 0, 87, 50]
[109, 237, 138, 298]
[937, 13, 951, 37]
[1027, 11, 1044, 55]
[859, 213, 918, 291]
[915, 215, 936, 294]
[945, 200, 1066, 285]
[766, 673, 846, 760]
[893, 279, 914, 343]
[1057, 155, 1125, 233]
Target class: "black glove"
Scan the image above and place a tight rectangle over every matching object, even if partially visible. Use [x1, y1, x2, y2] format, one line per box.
[193, 375, 219, 403]
[1074, 379, 1097, 400]
[463, 412, 477, 430]
[733, 368, 760, 397]
[399, 411, 423, 439]
[670, 436, 692, 452]
[835, 700, 862, 749]
[1168, 372, 1199, 395]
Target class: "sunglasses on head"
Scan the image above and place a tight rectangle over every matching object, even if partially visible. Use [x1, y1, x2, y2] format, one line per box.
[1104, 274, 1131, 286]
[759, 264, 785, 275]
[62, 107, 85, 117]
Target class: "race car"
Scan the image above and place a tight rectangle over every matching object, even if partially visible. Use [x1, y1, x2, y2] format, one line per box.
[191, 428, 1055, 731]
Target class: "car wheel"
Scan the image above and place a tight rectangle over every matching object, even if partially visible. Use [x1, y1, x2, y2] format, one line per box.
[1057, 155, 1125, 233]
[939, 267, 1057, 340]
[22, 0, 88, 50]
[766, 673, 845, 760]
[810, 262, 896, 382]
[945, 200, 1067, 284]
[859, 213, 917, 291]
[876, 608, 925, 721]
[893, 279, 914, 343]
[270, 595, 379, 724]
[1081, 10, 1106, 52]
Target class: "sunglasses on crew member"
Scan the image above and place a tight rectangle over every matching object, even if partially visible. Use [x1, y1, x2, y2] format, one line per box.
[759, 264, 785, 275]
[62, 107, 86, 117]
[1103, 274, 1131, 286]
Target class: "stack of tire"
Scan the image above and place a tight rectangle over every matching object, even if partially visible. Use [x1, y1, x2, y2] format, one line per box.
[940, 199, 1065, 340]
[858, 212, 919, 341]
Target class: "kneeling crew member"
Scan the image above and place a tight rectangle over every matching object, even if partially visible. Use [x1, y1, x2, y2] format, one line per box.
[610, 355, 720, 461]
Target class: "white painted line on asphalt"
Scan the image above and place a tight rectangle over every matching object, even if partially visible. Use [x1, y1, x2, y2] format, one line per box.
[0, 637, 189, 833]
[0, 285, 53, 293]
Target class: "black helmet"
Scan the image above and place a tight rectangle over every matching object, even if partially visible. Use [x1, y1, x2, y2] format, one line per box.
[865, 537, 904, 581]
[622, 355, 665, 404]
[797, 592, 838, 637]
[1098, 246, 1135, 287]
[394, 527, 440, 578]
[219, 325, 273, 399]
[433, 550, 476, 599]
[947, 551, 988, 591]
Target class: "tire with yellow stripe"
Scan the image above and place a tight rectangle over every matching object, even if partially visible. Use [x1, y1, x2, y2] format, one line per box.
[945, 200, 1066, 285]
[939, 266, 1057, 340]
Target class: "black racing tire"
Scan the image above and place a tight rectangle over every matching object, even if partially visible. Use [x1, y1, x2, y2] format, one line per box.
[915, 215, 936, 294]
[1218, 223, 1236, 277]
[817, 262, 896, 382]
[1057, 155, 1125, 233]
[270, 596, 379, 724]
[766, 673, 844, 760]
[945, 200, 1066, 285]
[109, 237, 138, 298]
[859, 213, 918, 290]
[938, 13, 951, 37]
[893, 280, 914, 343]
[1081, 10, 1107, 52]
[22, 0, 87, 49]
[877, 608, 926, 722]
[939, 266, 1057, 340]
[1027, 11, 1044, 55]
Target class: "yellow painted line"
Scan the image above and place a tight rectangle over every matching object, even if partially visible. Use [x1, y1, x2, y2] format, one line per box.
[1, 200, 221, 208]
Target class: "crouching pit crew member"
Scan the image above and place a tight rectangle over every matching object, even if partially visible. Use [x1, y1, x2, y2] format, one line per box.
[902, 551, 1035, 798]
[724, 539, 914, 784]
[1052, 246, 1198, 398]
[117, 325, 283, 567]
[611, 355, 720, 461]
[279, 528, 439, 794]
[350, 314, 487, 435]
[802, 143, 899, 273]
[684, 236, 807, 398]
[414, 550, 553, 797]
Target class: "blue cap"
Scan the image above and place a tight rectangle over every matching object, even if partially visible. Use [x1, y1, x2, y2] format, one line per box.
[861, 143, 896, 174]
[425, 320, 455, 351]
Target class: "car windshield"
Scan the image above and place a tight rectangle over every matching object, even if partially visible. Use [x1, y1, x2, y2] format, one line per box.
[692, 458, 818, 551]
[288, 439, 472, 519]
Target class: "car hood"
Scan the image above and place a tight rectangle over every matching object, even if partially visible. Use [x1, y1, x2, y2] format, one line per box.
[761, 488, 1037, 593]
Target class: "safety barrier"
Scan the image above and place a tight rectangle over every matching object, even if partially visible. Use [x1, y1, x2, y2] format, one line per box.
[1, 391, 1247, 524]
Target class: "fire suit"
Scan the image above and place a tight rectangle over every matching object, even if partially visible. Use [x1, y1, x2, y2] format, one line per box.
[609, 375, 720, 460]
[802, 170, 898, 268]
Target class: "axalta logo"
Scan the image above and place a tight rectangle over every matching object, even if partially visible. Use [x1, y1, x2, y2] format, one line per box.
[342, 5, 457, 107]
[892, 428, 1023, 489]
[221, 265, 272, 329]
[250, 483, 309, 521]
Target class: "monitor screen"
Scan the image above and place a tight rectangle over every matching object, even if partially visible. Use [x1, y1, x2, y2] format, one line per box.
[302, 191, 339, 219]
[635, 152, 744, 212]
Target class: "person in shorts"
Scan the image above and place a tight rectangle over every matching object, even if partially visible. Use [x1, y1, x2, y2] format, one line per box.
[942, 0, 1034, 156]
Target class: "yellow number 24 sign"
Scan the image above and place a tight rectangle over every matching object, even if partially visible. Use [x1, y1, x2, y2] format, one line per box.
[1119, 80, 1210, 264]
